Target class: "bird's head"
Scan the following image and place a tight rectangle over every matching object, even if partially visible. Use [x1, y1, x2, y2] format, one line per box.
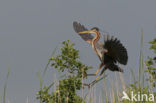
[78, 27, 100, 35]
[91, 27, 99, 31]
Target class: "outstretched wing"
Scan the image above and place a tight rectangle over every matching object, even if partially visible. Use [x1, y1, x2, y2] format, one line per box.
[104, 35, 128, 65]
[73, 21, 94, 44]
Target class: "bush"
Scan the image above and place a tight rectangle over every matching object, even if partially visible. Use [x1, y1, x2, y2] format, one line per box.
[145, 38, 156, 88]
[36, 40, 92, 103]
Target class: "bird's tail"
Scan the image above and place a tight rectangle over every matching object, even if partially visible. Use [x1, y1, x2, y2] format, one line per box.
[108, 63, 123, 72]
[100, 64, 123, 76]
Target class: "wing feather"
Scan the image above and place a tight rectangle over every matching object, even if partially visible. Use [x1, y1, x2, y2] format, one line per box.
[104, 35, 128, 65]
[73, 21, 94, 44]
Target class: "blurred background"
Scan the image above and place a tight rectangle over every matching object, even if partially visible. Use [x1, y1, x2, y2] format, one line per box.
[0, 0, 156, 103]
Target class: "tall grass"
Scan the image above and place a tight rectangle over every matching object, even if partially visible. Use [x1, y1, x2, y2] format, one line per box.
[2, 30, 150, 103]
[138, 29, 144, 88]
[85, 30, 156, 103]
[3, 68, 10, 103]
[1, 31, 155, 103]
[37, 47, 57, 103]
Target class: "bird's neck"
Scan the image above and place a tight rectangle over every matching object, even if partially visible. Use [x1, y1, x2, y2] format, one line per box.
[92, 31, 101, 57]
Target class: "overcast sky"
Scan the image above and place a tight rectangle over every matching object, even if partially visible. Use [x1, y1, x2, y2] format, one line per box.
[0, 0, 156, 103]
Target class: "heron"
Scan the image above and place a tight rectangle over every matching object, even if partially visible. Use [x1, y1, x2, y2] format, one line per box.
[73, 21, 128, 78]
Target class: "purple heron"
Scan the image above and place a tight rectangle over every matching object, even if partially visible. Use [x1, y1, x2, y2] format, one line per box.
[73, 21, 128, 77]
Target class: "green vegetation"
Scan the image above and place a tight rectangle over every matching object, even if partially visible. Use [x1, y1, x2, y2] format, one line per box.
[37, 36, 156, 103]
[3, 68, 10, 103]
[145, 38, 156, 88]
[1, 33, 155, 103]
[36, 40, 92, 103]
[119, 34, 156, 103]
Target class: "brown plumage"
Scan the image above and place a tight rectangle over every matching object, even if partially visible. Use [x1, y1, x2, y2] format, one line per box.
[73, 21, 128, 75]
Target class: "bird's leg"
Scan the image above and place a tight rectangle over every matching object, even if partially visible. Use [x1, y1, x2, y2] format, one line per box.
[87, 62, 104, 76]
[90, 74, 107, 87]
[89, 65, 107, 86]
[100, 65, 107, 76]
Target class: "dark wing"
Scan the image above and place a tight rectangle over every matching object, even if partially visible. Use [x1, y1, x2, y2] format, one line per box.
[73, 21, 94, 44]
[103, 35, 128, 65]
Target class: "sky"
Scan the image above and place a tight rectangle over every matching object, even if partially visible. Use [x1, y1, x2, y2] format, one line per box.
[0, 0, 156, 103]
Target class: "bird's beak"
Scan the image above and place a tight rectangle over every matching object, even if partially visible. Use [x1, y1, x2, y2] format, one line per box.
[78, 30, 96, 34]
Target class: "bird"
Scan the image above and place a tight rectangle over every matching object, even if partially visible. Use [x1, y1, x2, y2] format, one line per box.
[73, 21, 128, 77]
